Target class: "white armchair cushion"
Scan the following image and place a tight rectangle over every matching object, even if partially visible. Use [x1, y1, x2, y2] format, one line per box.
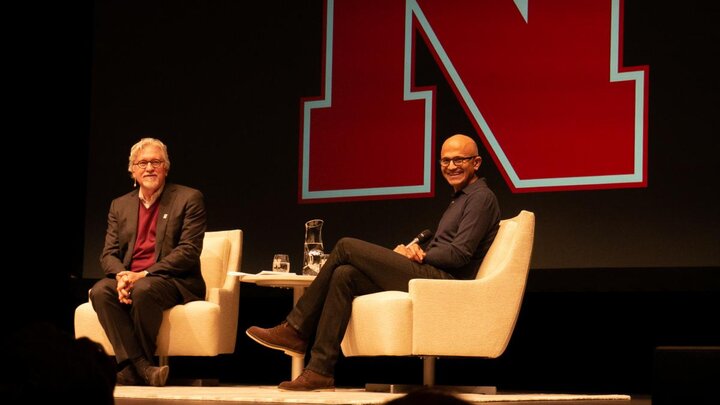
[75, 301, 113, 354]
[341, 291, 413, 356]
[156, 301, 222, 355]
[200, 236, 231, 294]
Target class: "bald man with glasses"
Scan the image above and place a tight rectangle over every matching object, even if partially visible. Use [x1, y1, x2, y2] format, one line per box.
[246, 133, 501, 391]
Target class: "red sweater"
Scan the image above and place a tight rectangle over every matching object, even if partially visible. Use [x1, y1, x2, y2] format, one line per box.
[131, 201, 160, 272]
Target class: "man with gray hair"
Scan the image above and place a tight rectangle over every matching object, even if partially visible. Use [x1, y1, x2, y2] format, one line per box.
[90, 138, 207, 386]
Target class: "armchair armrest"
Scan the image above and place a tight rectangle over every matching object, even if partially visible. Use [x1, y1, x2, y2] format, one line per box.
[409, 277, 523, 357]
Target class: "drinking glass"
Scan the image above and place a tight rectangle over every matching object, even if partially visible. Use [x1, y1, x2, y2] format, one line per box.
[272, 254, 290, 273]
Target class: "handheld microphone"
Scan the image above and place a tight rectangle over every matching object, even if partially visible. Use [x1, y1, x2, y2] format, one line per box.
[405, 229, 433, 248]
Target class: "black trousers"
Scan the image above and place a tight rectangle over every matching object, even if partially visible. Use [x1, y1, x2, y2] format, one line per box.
[90, 276, 182, 366]
[286, 237, 453, 377]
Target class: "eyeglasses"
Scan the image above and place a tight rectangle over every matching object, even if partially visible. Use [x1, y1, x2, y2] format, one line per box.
[439, 156, 477, 167]
[133, 160, 164, 169]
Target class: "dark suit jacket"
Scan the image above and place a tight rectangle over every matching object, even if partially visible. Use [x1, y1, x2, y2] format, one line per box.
[100, 182, 207, 302]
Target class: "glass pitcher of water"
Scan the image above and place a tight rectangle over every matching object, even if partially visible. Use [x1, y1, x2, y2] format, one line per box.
[303, 219, 324, 275]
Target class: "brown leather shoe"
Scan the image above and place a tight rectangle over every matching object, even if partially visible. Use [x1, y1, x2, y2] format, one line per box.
[140, 364, 169, 387]
[116, 364, 145, 386]
[278, 369, 335, 391]
[246, 322, 307, 357]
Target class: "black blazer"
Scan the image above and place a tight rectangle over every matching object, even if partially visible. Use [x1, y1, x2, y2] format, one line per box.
[100, 183, 207, 302]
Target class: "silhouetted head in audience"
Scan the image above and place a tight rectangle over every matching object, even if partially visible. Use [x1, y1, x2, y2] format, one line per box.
[1, 322, 116, 404]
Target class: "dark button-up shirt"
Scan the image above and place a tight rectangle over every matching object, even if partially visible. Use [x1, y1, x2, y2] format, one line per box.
[424, 177, 501, 279]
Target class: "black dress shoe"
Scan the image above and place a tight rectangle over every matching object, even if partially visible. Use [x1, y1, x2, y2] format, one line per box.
[132, 357, 170, 387]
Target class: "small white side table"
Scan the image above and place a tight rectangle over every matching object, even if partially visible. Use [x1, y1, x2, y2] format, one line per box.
[232, 272, 315, 379]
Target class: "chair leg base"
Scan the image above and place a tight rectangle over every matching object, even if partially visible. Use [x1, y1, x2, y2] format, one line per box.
[168, 378, 220, 386]
[365, 383, 496, 394]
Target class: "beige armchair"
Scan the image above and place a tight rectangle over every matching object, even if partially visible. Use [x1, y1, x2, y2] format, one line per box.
[341, 211, 535, 392]
[74, 229, 242, 372]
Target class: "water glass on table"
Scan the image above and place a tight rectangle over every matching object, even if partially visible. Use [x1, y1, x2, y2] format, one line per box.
[272, 254, 290, 273]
